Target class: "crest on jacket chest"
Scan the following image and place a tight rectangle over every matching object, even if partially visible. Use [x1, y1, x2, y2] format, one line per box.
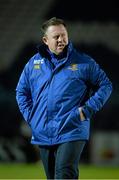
[68, 64, 78, 71]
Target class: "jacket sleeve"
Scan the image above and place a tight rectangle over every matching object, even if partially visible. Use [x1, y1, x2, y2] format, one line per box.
[16, 63, 33, 122]
[82, 60, 113, 119]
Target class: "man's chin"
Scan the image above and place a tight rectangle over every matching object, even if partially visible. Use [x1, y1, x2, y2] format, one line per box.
[57, 48, 64, 54]
[51, 48, 64, 55]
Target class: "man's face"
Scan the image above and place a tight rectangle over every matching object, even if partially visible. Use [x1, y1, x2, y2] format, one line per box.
[42, 24, 68, 55]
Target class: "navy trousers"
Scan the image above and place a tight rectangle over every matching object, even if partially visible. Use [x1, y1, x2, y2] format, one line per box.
[39, 140, 86, 179]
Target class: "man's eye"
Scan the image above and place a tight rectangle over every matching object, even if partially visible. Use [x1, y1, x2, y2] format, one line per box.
[54, 36, 58, 39]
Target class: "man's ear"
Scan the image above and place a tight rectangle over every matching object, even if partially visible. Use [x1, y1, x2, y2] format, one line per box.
[42, 36, 48, 45]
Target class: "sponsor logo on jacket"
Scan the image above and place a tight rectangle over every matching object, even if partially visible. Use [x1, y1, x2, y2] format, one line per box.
[33, 59, 44, 69]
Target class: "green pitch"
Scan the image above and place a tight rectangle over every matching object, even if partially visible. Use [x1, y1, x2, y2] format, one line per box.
[0, 162, 119, 179]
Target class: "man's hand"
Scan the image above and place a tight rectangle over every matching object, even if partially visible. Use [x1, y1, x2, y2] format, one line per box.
[78, 107, 86, 121]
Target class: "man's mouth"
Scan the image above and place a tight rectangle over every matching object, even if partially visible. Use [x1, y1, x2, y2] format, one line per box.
[58, 44, 64, 48]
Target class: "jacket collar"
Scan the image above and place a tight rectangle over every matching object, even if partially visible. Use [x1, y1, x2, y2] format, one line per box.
[37, 41, 73, 60]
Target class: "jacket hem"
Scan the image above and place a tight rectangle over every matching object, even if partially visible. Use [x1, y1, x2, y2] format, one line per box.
[31, 135, 89, 146]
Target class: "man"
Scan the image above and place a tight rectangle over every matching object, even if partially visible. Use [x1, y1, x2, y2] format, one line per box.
[16, 17, 112, 179]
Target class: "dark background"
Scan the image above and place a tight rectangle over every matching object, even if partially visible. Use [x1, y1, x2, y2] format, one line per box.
[0, 0, 119, 164]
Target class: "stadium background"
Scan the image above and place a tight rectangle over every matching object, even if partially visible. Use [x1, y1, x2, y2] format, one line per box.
[0, 0, 119, 179]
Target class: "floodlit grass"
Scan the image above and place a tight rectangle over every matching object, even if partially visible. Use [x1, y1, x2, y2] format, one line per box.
[0, 162, 119, 179]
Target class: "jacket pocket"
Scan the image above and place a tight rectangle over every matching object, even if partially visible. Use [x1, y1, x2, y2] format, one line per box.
[75, 107, 88, 122]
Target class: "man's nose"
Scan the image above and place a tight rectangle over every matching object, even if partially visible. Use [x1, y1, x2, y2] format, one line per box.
[58, 36, 63, 42]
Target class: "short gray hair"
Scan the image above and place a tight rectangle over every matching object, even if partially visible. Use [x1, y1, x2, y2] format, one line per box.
[41, 17, 67, 35]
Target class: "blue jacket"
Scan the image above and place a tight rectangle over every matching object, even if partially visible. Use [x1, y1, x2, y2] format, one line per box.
[16, 42, 112, 145]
